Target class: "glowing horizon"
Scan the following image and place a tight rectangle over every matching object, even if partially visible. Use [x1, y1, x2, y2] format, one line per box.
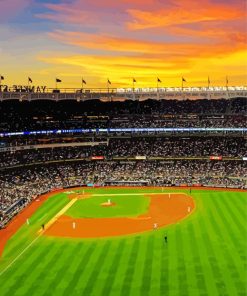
[0, 0, 246, 88]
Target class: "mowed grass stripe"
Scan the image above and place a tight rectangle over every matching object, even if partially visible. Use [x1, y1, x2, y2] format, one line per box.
[0, 236, 48, 279]
[0, 188, 246, 296]
[72, 240, 110, 293]
[89, 240, 122, 296]
[2, 195, 69, 260]
[199, 209, 237, 296]
[108, 238, 136, 296]
[61, 242, 97, 296]
[149, 231, 163, 296]
[220, 193, 246, 231]
[186, 223, 210, 296]
[130, 234, 155, 296]
[128, 235, 150, 296]
[168, 226, 181, 296]
[29, 194, 67, 223]
[100, 239, 127, 296]
[40, 241, 84, 296]
[14, 241, 67, 296]
[222, 192, 247, 220]
[0, 239, 54, 296]
[175, 226, 190, 296]
[80, 241, 111, 295]
[216, 193, 247, 271]
[207, 194, 247, 294]
[176, 222, 202, 295]
[209, 194, 246, 275]
[119, 237, 141, 296]
[212, 193, 245, 238]
[192, 202, 222, 296]
[160, 230, 169, 295]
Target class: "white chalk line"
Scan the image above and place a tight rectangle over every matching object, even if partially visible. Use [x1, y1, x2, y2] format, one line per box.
[0, 192, 190, 277]
[0, 199, 78, 277]
[38, 198, 77, 234]
[37, 213, 48, 222]
[0, 233, 42, 277]
[92, 192, 188, 197]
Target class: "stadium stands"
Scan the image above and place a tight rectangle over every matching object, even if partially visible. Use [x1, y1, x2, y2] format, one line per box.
[0, 97, 246, 228]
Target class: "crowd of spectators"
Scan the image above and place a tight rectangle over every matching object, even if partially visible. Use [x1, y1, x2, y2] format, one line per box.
[1, 159, 246, 227]
[0, 98, 246, 132]
[0, 137, 245, 168]
[0, 97, 246, 228]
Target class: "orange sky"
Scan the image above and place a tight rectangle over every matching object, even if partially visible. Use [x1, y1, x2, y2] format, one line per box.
[0, 0, 246, 88]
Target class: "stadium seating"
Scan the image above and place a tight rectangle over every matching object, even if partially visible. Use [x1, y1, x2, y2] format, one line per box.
[0, 97, 246, 228]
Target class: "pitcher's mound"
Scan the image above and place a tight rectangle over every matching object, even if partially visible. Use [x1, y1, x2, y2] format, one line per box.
[101, 202, 116, 207]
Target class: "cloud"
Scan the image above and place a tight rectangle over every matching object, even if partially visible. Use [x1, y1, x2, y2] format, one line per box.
[2, 0, 246, 87]
[127, 0, 245, 30]
[36, 1, 128, 27]
[48, 29, 246, 58]
[38, 49, 247, 87]
[0, 0, 32, 22]
[35, 0, 246, 87]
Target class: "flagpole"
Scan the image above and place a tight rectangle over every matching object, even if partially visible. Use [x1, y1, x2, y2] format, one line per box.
[56, 79, 57, 90]
[157, 78, 159, 100]
[182, 77, 183, 90]
[82, 77, 84, 93]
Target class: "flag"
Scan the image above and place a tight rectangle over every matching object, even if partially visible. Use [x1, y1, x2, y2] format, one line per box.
[226, 76, 228, 86]
[0, 76, 4, 80]
[28, 77, 33, 83]
[207, 76, 210, 87]
[56, 78, 62, 83]
[82, 79, 86, 84]
[182, 77, 186, 82]
[157, 77, 162, 83]
[107, 79, 111, 85]
[133, 78, 136, 83]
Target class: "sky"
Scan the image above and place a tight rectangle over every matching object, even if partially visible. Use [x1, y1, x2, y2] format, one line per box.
[0, 0, 246, 88]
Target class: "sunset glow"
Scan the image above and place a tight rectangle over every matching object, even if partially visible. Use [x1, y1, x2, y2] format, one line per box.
[0, 0, 246, 88]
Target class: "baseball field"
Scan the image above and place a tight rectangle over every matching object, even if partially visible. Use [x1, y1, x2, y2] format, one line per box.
[0, 187, 246, 296]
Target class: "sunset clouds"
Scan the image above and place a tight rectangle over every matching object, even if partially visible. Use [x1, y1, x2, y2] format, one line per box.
[1, 0, 246, 87]
[0, 0, 31, 22]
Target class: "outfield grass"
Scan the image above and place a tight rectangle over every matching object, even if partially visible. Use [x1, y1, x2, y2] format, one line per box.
[66, 195, 150, 218]
[0, 188, 246, 296]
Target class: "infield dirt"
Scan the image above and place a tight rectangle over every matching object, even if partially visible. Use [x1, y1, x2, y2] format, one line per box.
[44, 193, 194, 238]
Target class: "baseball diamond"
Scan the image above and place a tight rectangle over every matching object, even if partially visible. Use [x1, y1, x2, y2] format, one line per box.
[1, 0, 247, 292]
[0, 186, 246, 296]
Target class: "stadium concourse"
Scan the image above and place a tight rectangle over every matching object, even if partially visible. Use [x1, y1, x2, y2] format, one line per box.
[0, 97, 246, 228]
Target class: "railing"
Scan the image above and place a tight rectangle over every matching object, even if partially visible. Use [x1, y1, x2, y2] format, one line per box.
[0, 86, 247, 101]
[0, 127, 246, 138]
[0, 156, 245, 171]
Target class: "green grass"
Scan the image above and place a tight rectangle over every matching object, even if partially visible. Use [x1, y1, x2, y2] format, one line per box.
[0, 187, 246, 296]
[65, 195, 150, 218]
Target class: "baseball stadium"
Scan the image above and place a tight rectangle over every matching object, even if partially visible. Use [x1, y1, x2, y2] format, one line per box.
[0, 94, 246, 296]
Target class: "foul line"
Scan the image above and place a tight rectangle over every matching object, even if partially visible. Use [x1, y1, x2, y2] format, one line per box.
[0, 192, 190, 276]
[0, 234, 42, 277]
[92, 192, 188, 197]
[0, 198, 78, 276]
[38, 198, 78, 234]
